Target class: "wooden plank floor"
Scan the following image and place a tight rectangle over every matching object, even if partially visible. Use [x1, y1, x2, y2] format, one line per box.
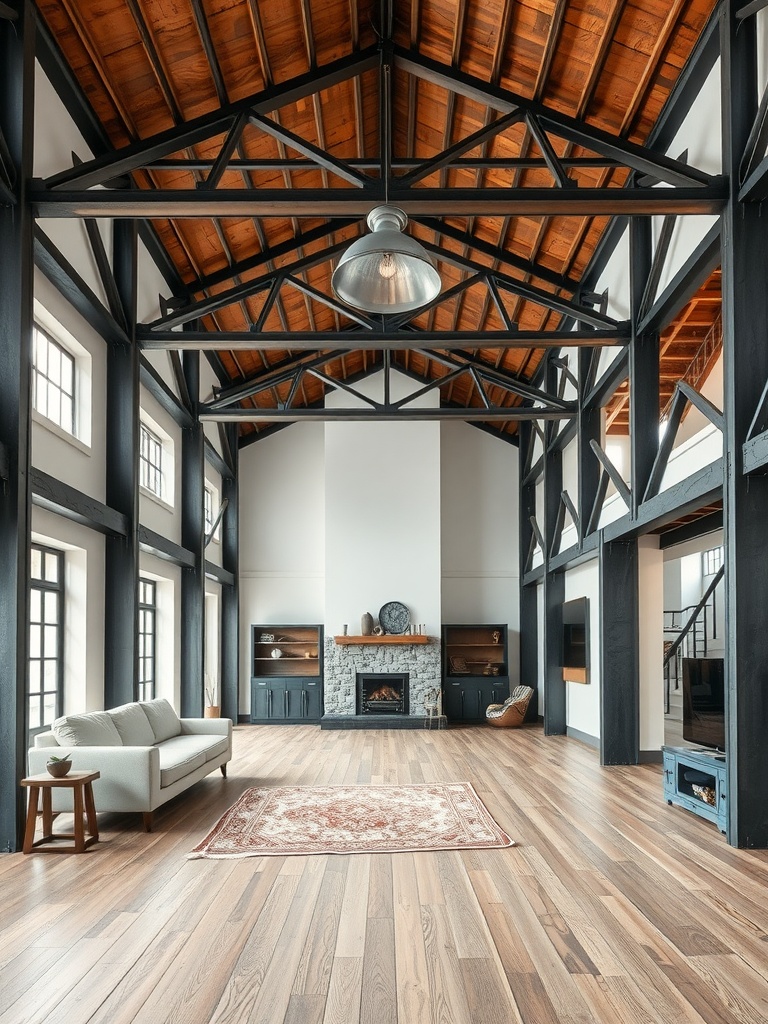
[3, 724, 768, 1024]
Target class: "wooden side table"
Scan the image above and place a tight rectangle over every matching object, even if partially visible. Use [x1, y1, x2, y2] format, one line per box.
[21, 770, 100, 854]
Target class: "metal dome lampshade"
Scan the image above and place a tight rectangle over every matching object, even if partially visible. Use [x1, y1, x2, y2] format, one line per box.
[331, 206, 441, 314]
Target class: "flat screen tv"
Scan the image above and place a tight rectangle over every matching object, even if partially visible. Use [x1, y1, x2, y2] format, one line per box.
[682, 657, 726, 751]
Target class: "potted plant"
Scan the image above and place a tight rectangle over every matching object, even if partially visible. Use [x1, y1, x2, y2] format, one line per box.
[205, 676, 220, 719]
[46, 752, 72, 778]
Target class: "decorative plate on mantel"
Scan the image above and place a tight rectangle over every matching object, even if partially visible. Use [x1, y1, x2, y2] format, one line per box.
[378, 601, 410, 635]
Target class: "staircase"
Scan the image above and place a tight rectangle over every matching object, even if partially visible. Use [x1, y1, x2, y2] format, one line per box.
[663, 565, 725, 717]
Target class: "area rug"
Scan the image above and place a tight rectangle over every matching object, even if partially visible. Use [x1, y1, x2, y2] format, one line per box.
[189, 782, 514, 858]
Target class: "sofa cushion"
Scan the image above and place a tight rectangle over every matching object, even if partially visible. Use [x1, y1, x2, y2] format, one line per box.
[200, 735, 229, 762]
[140, 698, 181, 743]
[52, 710, 123, 747]
[157, 735, 212, 787]
[108, 703, 156, 746]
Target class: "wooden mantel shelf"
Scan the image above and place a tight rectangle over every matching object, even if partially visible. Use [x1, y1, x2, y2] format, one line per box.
[334, 634, 430, 645]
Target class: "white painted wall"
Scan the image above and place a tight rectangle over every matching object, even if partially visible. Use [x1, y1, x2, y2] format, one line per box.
[639, 536, 664, 752]
[564, 562, 601, 740]
[139, 386, 182, 543]
[31, 273, 108, 503]
[440, 422, 520, 683]
[238, 423, 326, 711]
[325, 370, 441, 638]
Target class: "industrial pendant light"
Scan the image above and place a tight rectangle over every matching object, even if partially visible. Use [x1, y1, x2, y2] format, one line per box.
[331, 206, 441, 314]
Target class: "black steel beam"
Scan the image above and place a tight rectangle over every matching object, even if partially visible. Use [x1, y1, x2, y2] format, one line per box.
[630, 217, 660, 516]
[204, 438, 234, 480]
[637, 221, 721, 336]
[0, 0, 34, 853]
[34, 228, 130, 348]
[139, 328, 630, 351]
[722, 0, 768, 848]
[201, 406, 572, 423]
[137, 527, 195, 568]
[104, 220, 140, 709]
[742, 427, 768, 474]
[603, 459, 723, 542]
[577, 348, 601, 544]
[584, 350, 629, 410]
[518, 423, 539, 720]
[599, 538, 639, 765]
[180, 349, 206, 718]
[395, 47, 716, 187]
[220, 426, 239, 723]
[42, 47, 380, 191]
[658, 509, 723, 548]
[31, 470, 128, 536]
[543, 359, 566, 735]
[204, 561, 236, 587]
[31, 184, 727, 218]
[139, 357, 194, 428]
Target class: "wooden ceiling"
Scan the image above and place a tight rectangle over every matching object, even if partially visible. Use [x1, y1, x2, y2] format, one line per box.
[35, 0, 721, 442]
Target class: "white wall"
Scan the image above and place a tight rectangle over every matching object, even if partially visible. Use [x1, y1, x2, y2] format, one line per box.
[639, 536, 664, 752]
[440, 422, 520, 682]
[325, 370, 441, 638]
[238, 423, 326, 710]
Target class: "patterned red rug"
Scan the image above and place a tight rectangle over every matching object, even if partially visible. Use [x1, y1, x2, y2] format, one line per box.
[189, 782, 514, 858]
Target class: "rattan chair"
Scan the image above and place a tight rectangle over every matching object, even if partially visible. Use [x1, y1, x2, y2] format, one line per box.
[485, 685, 534, 728]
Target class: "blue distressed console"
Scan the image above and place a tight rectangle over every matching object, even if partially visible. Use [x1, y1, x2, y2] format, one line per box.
[662, 745, 728, 834]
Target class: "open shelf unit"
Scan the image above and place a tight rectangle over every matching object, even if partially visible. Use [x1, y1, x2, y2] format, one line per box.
[251, 624, 323, 723]
[441, 624, 510, 721]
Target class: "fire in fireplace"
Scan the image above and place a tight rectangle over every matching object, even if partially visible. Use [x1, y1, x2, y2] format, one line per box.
[357, 673, 410, 715]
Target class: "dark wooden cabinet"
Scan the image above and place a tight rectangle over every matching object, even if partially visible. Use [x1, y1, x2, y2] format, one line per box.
[250, 625, 323, 723]
[441, 624, 510, 722]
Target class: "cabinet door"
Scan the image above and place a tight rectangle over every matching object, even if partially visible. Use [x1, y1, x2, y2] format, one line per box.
[484, 681, 510, 712]
[304, 680, 322, 720]
[252, 680, 286, 720]
[443, 680, 465, 720]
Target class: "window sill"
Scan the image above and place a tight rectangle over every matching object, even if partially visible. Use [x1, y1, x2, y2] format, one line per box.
[140, 485, 175, 514]
[32, 410, 91, 455]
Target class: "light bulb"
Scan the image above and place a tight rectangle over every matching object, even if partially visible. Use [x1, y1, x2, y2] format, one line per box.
[378, 252, 397, 279]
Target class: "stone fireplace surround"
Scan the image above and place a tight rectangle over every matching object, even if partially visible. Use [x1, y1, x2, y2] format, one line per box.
[323, 636, 441, 717]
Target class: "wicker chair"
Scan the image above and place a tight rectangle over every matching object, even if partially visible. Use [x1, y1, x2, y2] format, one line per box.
[485, 685, 534, 728]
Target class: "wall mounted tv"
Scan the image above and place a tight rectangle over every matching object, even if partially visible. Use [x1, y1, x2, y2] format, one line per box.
[682, 657, 726, 751]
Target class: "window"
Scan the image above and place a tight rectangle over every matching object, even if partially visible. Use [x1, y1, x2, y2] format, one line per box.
[32, 326, 75, 434]
[703, 545, 724, 576]
[204, 482, 221, 541]
[29, 544, 64, 734]
[140, 422, 164, 499]
[138, 578, 156, 702]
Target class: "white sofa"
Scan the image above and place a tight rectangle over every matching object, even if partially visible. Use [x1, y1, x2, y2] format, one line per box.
[28, 698, 232, 831]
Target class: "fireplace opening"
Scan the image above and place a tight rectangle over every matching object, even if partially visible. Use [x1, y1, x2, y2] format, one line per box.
[356, 673, 410, 715]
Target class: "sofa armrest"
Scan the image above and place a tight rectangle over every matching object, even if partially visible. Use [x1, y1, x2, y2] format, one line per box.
[27, 745, 161, 812]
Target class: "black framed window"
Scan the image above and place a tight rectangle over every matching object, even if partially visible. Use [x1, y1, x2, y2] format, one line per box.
[140, 422, 164, 498]
[29, 544, 64, 735]
[138, 578, 156, 702]
[204, 484, 214, 534]
[32, 325, 75, 434]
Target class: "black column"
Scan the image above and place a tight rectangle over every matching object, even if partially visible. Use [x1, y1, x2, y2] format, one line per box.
[518, 423, 538, 719]
[721, 3, 768, 847]
[629, 217, 659, 515]
[543, 360, 565, 734]
[599, 538, 639, 765]
[577, 348, 600, 543]
[104, 221, 139, 708]
[220, 425, 239, 723]
[180, 351, 205, 717]
[0, 1, 34, 852]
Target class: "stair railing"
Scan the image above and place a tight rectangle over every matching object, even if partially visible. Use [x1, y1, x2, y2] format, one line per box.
[663, 565, 725, 714]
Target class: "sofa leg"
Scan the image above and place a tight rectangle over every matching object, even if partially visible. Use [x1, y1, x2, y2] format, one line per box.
[142, 812, 153, 833]
[220, 764, 227, 778]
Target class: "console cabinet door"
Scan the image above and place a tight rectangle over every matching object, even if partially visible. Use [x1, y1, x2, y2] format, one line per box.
[303, 680, 322, 720]
[251, 680, 286, 720]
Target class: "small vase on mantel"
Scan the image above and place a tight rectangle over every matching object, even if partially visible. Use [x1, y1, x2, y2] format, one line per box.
[361, 612, 374, 635]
